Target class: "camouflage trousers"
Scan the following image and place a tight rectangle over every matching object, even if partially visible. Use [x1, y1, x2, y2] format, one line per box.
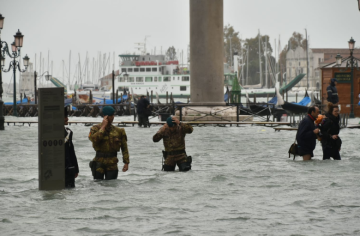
[92, 156, 119, 179]
[164, 153, 188, 167]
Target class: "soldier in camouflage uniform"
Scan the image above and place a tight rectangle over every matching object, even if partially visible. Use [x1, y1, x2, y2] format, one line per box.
[89, 106, 129, 180]
[153, 116, 193, 171]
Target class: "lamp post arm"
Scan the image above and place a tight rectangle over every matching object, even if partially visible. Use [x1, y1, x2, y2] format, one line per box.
[1, 41, 20, 59]
[2, 60, 15, 73]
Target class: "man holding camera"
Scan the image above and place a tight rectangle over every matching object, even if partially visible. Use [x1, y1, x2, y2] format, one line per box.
[153, 116, 193, 171]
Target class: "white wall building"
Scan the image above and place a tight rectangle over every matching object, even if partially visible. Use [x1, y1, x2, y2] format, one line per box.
[20, 62, 34, 96]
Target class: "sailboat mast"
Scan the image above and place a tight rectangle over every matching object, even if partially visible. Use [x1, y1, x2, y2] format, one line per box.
[305, 28, 309, 89]
[258, 30, 262, 87]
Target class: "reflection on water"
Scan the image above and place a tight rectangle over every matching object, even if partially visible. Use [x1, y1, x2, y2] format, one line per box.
[0, 117, 359, 235]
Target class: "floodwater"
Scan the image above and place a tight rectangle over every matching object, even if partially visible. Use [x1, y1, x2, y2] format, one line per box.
[0, 116, 360, 235]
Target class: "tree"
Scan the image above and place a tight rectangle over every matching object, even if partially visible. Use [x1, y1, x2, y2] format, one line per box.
[288, 32, 307, 50]
[223, 24, 241, 65]
[242, 34, 274, 86]
[166, 46, 177, 61]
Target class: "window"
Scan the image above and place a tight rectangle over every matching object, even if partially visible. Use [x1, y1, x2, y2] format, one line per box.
[118, 86, 124, 90]
[128, 77, 134, 82]
[134, 68, 139, 72]
[146, 68, 151, 72]
[182, 76, 190, 81]
[163, 77, 170, 82]
[140, 68, 145, 72]
[152, 68, 157, 72]
[154, 77, 158, 82]
[173, 77, 175, 80]
[118, 77, 125, 82]
[178, 77, 180, 80]
[158, 77, 162, 82]
[136, 77, 143, 82]
[121, 68, 127, 72]
[180, 86, 187, 91]
[128, 68, 133, 72]
[145, 77, 152, 82]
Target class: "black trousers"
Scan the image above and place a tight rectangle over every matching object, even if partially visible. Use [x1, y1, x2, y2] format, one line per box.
[138, 114, 149, 127]
[322, 144, 341, 160]
[65, 170, 75, 188]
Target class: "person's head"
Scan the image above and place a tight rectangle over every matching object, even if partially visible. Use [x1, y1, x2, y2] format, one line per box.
[140, 95, 146, 99]
[331, 78, 338, 86]
[308, 105, 320, 119]
[64, 106, 69, 125]
[166, 116, 176, 131]
[102, 106, 115, 125]
[327, 102, 339, 117]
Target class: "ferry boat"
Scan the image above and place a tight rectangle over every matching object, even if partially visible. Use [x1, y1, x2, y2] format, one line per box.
[115, 54, 191, 98]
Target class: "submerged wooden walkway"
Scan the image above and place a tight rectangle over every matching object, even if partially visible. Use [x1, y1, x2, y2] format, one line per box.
[4, 120, 292, 127]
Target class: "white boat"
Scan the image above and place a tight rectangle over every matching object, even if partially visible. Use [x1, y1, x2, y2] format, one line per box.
[115, 54, 190, 98]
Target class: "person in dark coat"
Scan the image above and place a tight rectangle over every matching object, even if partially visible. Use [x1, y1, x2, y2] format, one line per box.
[137, 95, 150, 127]
[318, 102, 341, 160]
[296, 106, 320, 161]
[327, 78, 339, 104]
[64, 106, 79, 188]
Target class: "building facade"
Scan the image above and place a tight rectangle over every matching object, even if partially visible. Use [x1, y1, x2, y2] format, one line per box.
[286, 48, 360, 90]
[20, 62, 34, 96]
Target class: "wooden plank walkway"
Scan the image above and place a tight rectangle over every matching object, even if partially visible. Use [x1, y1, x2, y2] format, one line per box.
[274, 127, 298, 132]
[4, 120, 292, 127]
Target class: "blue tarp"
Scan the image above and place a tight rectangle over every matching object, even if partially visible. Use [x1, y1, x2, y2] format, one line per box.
[5, 98, 35, 105]
[295, 97, 311, 106]
[268, 96, 277, 104]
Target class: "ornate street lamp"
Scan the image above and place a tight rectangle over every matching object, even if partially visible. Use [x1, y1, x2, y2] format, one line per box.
[1, 29, 29, 117]
[14, 30, 24, 48]
[335, 37, 359, 118]
[348, 37, 355, 51]
[335, 54, 342, 67]
[0, 13, 5, 130]
[0, 14, 4, 29]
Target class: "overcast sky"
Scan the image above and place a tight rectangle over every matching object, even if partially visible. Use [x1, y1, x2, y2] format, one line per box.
[1, 0, 359, 85]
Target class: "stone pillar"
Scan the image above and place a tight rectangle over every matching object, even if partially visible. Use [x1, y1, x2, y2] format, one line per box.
[190, 0, 225, 105]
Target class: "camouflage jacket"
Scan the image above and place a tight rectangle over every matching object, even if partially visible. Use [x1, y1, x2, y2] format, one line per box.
[89, 123, 130, 164]
[153, 123, 193, 152]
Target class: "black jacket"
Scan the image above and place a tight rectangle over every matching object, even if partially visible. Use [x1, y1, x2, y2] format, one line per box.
[137, 98, 150, 115]
[64, 128, 79, 174]
[319, 113, 341, 149]
[296, 115, 317, 152]
[327, 81, 339, 104]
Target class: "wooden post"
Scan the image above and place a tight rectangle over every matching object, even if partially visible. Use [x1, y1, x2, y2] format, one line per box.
[20, 93, 23, 104]
[266, 94, 269, 103]
[296, 93, 298, 103]
[116, 89, 118, 104]
[187, 96, 190, 103]
[89, 90, 93, 104]
[286, 90, 288, 102]
[120, 93, 123, 103]
[151, 90, 153, 104]
[254, 93, 256, 103]
[166, 92, 168, 104]
[147, 90, 149, 98]
[103, 97, 106, 104]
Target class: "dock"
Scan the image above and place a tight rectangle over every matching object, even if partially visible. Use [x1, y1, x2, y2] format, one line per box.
[4, 120, 292, 127]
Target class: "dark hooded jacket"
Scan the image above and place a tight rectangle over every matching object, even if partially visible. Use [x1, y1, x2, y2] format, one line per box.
[296, 114, 317, 153]
[64, 128, 79, 174]
[137, 97, 150, 115]
[327, 78, 339, 104]
[319, 113, 342, 149]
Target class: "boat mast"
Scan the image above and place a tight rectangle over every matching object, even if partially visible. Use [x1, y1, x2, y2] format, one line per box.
[265, 36, 268, 88]
[258, 30, 262, 87]
[305, 28, 309, 89]
[246, 43, 249, 85]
